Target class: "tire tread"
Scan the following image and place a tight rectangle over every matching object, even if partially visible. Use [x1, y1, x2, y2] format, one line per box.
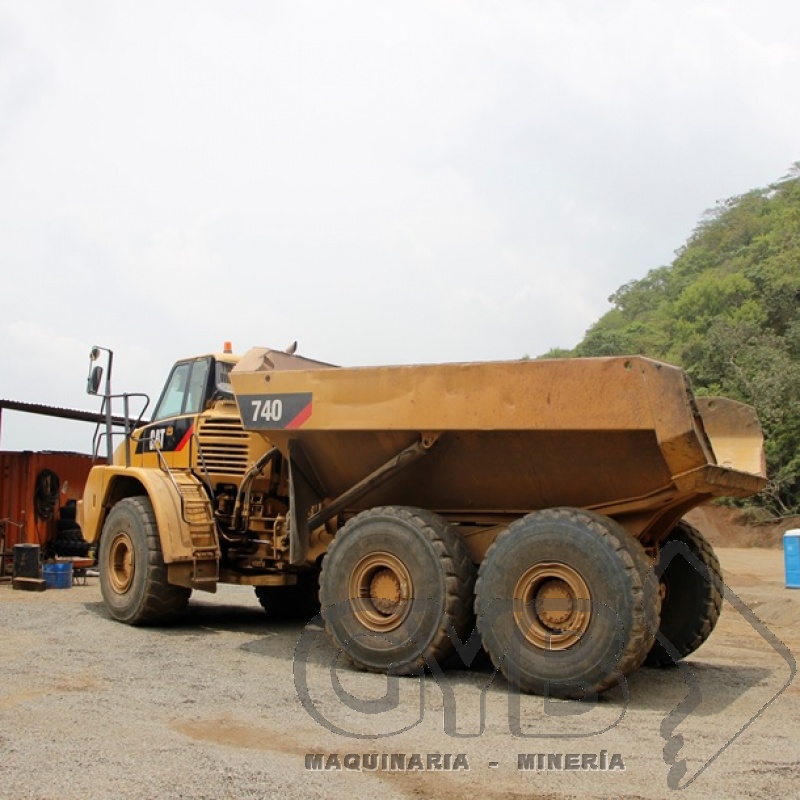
[644, 520, 722, 667]
[101, 496, 190, 625]
[475, 507, 661, 698]
[321, 505, 476, 674]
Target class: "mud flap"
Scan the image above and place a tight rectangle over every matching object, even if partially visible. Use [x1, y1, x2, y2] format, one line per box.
[287, 441, 325, 565]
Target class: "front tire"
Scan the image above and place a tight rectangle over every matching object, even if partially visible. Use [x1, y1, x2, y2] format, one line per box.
[99, 496, 190, 625]
[320, 506, 476, 674]
[475, 508, 660, 698]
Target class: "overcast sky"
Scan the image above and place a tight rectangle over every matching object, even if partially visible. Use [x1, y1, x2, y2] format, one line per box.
[2, 0, 799, 453]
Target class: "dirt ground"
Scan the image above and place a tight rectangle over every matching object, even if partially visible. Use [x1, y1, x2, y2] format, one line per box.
[1, 543, 798, 800]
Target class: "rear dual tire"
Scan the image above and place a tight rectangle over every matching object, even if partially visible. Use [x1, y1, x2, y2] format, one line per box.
[475, 508, 661, 699]
[320, 506, 476, 674]
[644, 521, 722, 667]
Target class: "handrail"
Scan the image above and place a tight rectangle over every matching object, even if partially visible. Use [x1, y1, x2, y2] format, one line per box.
[192, 427, 216, 504]
[91, 392, 150, 465]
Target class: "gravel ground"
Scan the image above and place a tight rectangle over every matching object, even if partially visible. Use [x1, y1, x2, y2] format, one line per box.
[1, 547, 798, 800]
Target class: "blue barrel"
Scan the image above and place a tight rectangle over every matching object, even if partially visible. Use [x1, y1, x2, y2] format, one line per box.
[43, 561, 73, 589]
[13, 543, 40, 579]
[785, 530, 800, 589]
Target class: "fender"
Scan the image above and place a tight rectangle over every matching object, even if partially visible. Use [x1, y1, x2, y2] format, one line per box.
[78, 464, 217, 563]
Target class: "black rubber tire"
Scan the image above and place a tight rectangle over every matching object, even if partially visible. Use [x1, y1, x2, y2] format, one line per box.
[52, 538, 90, 557]
[74, 539, 90, 557]
[34, 469, 60, 520]
[644, 521, 723, 667]
[255, 569, 322, 620]
[52, 540, 71, 557]
[575, 508, 662, 667]
[320, 506, 476, 675]
[99, 496, 191, 625]
[475, 507, 661, 699]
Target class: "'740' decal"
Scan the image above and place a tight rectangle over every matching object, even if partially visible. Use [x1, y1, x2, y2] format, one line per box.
[237, 393, 313, 430]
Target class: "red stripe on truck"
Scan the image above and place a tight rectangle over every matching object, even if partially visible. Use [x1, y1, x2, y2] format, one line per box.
[285, 402, 312, 430]
[176, 424, 194, 451]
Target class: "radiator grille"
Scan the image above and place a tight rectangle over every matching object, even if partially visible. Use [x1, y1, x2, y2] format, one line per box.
[196, 416, 250, 476]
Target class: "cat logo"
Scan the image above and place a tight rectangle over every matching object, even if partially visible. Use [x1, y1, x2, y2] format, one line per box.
[149, 428, 166, 451]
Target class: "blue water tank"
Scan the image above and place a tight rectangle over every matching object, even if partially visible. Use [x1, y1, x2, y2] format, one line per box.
[785, 530, 800, 589]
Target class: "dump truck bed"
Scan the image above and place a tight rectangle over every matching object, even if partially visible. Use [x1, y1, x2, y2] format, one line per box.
[230, 350, 766, 544]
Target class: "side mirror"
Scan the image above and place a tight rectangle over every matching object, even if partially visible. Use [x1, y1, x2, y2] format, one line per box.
[87, 365, 103, 395]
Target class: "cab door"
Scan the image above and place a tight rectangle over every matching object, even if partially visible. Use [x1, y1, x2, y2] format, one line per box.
[134, 357, 212, 471]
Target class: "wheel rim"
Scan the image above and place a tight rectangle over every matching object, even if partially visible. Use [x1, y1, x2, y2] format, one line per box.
[513, 561, 591, 650]
[108, 532, 135, 593]
[348, 551, 413, 632]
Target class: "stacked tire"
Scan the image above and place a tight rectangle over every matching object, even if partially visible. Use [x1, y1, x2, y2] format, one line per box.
[52, 501, 91, 558]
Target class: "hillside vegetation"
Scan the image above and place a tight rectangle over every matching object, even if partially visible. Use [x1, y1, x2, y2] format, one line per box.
[545, 167, 800, 516]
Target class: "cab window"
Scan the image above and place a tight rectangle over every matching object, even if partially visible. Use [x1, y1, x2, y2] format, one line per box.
[216, 360, 233, 388]
[152, 358, 211, 421]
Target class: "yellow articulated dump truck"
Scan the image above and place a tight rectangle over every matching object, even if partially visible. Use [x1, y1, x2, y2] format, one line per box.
[78, 344, 766, 698]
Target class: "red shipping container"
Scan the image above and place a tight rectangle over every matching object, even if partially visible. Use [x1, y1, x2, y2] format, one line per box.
[0, 451, 99, 575]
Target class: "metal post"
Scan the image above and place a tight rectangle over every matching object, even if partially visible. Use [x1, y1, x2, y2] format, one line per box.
[104, 350, 114, 463]
[123, 393, 131, 467]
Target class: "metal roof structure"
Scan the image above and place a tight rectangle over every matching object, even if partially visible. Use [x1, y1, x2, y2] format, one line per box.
[0, 399, 131, 448]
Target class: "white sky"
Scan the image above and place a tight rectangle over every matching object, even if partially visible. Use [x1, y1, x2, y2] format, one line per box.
[2, 0, 799, 453]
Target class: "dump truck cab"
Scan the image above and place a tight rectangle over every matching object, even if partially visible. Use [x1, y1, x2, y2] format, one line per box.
[80, 349, 247, 561]
[79, 345, 334, 624]
[133, 353, 238, 473]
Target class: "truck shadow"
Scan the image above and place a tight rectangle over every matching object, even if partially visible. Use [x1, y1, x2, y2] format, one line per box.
[84, 599, 782, 718]
[431, 657, 775, 717]
[603, 660, 776, 715]
[83, 596, 295, 637]
[240, 617, 780, 718]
